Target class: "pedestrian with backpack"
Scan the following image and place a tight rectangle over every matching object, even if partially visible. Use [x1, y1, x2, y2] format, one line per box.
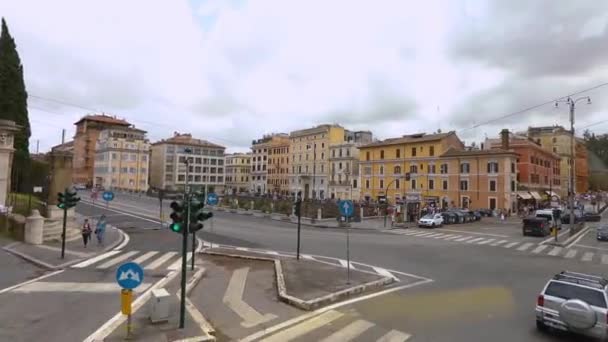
[82, 218, 92, 247]
[95, 215, 107, 246]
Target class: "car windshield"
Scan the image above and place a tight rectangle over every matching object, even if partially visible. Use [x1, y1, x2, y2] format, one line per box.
[545, 282, 607, 308]
[422, 214, 434, 219]
[598, 226, 608, 232]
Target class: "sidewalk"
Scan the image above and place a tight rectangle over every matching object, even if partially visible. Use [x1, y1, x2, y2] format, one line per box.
[1, 225, 124, 269]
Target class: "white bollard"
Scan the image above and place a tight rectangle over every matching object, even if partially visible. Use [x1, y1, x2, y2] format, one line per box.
[24, 210, 44, 245]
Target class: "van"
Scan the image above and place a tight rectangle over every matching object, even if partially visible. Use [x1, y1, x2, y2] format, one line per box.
[534, 209, 562, 230]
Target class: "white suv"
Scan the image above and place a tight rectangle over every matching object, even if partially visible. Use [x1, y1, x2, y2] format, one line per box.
[536, 271, 608, 340]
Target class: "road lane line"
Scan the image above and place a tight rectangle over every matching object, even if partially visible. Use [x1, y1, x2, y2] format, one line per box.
[319, 319, 374, 342]
[426, 233, 445, 238]
[96, 251, 139, 269]
[372, 267, 399, 281]
[531, 245, 549, 254]
[455, 236, 473, 242]
[260, 310, 343, 342]
[517, 242, 534, 251]
[413, 232, 435, 237]
[376, 329, 412, 342]
[582, 252, 594, 262]
[0, 270, 64, 295]
[504, 242, 519, 249]
[339, 259, 357, 270]
[435, 234, 453, 239]
[132, 251, 159, 264]
[236, 247, 250, 251]
[548, 247, 563, 256]
[435, 228, 508, 238]
[72, 250, 121, 268]
[564, 249, 578, 259]
[443, 235, 462, 240]
[301, 254, 315, 260]
[144, 252, 177, 270]
[265, 251, 279, 256]
[167, 253, 193, 271]
[466, 237, 485, 244]
[490, 240, 509, 246]
[223, 267, 277, 328]
[12, 281, 150, 293]
[602, 255, 608, 264]
[113, 229, 130, 250]
[564, 226, 591, 249]
[476, 238, 495, 245]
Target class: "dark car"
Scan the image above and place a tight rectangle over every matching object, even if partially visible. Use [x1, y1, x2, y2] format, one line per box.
[457, 209, 475, 223]
[441, 211, 457, 224]
[449, 210, 466, 224]
[584, 212, 602, 222]
[523, 216, 550, 237]
[561, 209, 584, 224]
[472, 211, 482, 221]
[597, 225, 608, 241]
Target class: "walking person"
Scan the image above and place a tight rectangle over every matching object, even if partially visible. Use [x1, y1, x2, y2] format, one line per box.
[95, 214, 107, 246]
[81, 219, 92, 248]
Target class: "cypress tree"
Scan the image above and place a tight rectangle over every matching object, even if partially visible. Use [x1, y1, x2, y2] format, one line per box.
[0, 18, 31, 192]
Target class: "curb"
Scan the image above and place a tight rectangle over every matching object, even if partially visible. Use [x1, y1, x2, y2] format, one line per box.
[1, 244, 58, 270]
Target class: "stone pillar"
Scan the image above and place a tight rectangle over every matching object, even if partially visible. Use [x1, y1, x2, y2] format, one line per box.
[25, 209, 44, 244]
[0, 120, 20, 207]
[250, 201, 254, 210]
[317, 208, 322, 220]
[46, 151, 74, 219]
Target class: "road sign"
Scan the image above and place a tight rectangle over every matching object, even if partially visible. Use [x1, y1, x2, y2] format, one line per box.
[103, 191, 115, 202]
[33, 186, 43, 193]
[116, 262, 144, 289]
[207, 193, 218, 205]
[339, 200, 354, 217]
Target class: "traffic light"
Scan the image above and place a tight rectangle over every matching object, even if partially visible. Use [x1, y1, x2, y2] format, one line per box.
[189, 194, 212, 233]
[57, 192, 66, 209]
[57, 189, 80, 209]
[294, 198, 302, 217]
[170, 201, 185, 233]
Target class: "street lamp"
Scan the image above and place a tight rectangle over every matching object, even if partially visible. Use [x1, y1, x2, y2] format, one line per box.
[383, 174, 406, 227]
[556, 96, 592, 231]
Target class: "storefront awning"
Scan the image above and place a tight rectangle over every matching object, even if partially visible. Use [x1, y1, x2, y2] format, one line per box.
[517, 192, 532, 200]
[529, 191, 542, 200]
[545, 191, 559, 198]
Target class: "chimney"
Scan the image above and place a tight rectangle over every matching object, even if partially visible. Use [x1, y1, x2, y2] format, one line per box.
[500, 129, 509, 150]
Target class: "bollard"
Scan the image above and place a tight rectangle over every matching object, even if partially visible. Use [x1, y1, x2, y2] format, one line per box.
[24, 210, 44, 245]
[317, 208, 322, 220]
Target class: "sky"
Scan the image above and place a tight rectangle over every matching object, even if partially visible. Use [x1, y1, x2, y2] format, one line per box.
[1, 0, 607, 153]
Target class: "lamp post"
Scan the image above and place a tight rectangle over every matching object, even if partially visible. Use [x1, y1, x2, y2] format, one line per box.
[383, 175, 405, 228]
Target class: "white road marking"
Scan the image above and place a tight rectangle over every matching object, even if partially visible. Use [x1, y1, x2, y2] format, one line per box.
[236, 247, 250, 251]
[564, 249, 578, 259]
[132, 251, 159, 264]
[167, 253, 193, 271]
[582, 252, 594, 262]
[301, 254, 315, 260]
[466, 237, 485, 244]
[548, 247, 563, 256]
[265, 251, 279, 256]
[413, 232, 435, 237]
[602, 255, 608, 264]
[531, 245, 549, 254]
[442, 235, 462, 240]
[435, 234, 453, 239]
[0, 270, 64, 295]
[223, 267, 277, 328]
[113, 229, 130, 250]
[339, 259, 357, 270]
[564, 227, 591, 249]
[455, 236, 473, 242]
[372, 267, 399, 281]
[319, 319, 375, 342]
[517, 242, 534, 251]
[11, 281, 150, 293]
[96, 251, 139, 269]
[71, 250, 121, 268]
[376, 329, 412, 342]
[476, 238, 495, 245]
[490, 240, 509, 246]
[426, 233, 445, 238]
[504, 242, 520, 249]
[436, 228, 508, 237]
[260, 310, 343, 342]
[144, 251, 177, 270]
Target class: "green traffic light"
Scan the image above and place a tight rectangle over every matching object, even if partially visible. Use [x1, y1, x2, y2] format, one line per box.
[170, 223, 183, 232]
[57, 203, 66, 209]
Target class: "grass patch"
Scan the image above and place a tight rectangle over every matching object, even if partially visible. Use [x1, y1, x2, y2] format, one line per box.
[7, 193, 44, 217]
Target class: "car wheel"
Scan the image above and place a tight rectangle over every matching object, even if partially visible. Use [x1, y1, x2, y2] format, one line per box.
[536, 320, 547, 332]
[431, 223, 435, 228]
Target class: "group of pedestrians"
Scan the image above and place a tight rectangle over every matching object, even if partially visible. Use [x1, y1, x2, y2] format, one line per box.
[81, 215, 107, 248]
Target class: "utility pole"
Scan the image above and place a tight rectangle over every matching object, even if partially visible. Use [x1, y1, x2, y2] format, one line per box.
[295, 191, 302, 260]
[61, 129, 66, 144]
[179, 148, 192, 329]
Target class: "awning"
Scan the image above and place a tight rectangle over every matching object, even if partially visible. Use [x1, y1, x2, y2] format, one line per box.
[517, 192, 532, 200]
[545, 191, 559, 198]
[529, 191, 542, 200]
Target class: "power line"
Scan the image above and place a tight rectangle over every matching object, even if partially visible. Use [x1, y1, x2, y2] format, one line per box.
[458, 82, 608, 132]
[581, 119, 608, 130]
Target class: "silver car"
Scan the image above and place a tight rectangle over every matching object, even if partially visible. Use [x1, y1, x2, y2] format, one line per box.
[536, 271, 608, 340]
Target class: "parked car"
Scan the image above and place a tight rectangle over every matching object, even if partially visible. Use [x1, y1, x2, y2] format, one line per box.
[597, 225, 608, 241]
[456, 209, 474, 223]
[561, 209, 584, 224]
[534, 209, 562, 231]
[418, 213, 444, 228]
[449, 210, 466, 224]
[471, 211, 482, 221]
[584, 212, 602, 222]
[523, 216, 550, 237]
[536, 271, 608, 340]
[440, 212, 457, 224]
[72, 183, 86, 191]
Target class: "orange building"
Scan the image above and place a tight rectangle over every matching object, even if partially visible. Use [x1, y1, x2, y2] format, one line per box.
[576, 138, 589, 193]
[72, 114, 131, 187]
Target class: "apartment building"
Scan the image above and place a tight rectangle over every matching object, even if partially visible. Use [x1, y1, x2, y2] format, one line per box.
[328, 131, 373, 200]
[250, 133, 289, 195]
[289, 124, 346, 199]
[93, 127, 150, 192]
[527, 126, 589, 196]
[225, 153, 251, 195]
[150, 133, 225, 193]
[267, 137, 291, 196]
[72, 114, 131, 186]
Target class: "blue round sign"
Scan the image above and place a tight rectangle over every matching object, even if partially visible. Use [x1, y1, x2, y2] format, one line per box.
[116, 262, 144, 289]
[103, 191, 115, 202]
[207, 193, 218, 205]
[339, 200, 354, 217]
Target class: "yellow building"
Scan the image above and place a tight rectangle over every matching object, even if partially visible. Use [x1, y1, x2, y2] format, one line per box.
[225, 153, 251, 194]
[93, 126, 150, 192]
[289, 124, 346, 199]
[250, 133, 290, 195]
[358, 132, 464, 207]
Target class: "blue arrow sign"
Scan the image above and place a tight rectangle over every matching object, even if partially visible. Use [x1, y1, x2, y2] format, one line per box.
[116, 262, 144, 289]
[207, 193, 218, 206]
[339, 200, 354, 217]
[102, 191, 115, 202]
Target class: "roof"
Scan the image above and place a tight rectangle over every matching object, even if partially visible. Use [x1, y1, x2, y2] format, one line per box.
[74, 114, 131, 126]
[51, 140, 74, 152]
[440, 147, 518, 158]
[152, 133, 225, 149]
[486, 137, 561, 159]
[360, 131, 457, 148]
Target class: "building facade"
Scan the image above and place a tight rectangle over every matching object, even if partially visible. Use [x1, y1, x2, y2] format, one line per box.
[289, 124, 346, 199]
[267, 137, 291, 196]
[225, 153, 251, 195]
[93, 127, 150, 192]
[149, 133, 225, 193]
[72, 115, 131, 187]
[358, 131, 464, 210]
[527, 126, 589, 196]
[328, 131, 373, 200]
[250, 134, 289, 195]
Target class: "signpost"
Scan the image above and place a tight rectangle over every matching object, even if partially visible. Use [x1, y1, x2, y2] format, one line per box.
[206, 193, 218, 205]
[116, 262, 144, 339]
[294, 192, 302, 260]
[338, 200, 354, 284]
[103, 191, 114, 209]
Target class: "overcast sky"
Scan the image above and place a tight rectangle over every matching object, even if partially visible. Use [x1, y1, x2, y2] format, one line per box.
[1, 0, 607, 153]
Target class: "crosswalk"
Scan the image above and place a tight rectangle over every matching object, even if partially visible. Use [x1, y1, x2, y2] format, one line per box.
[260, 309, 411, 342]
[71, 249, 183, 271]
[387, 228, 608, 266]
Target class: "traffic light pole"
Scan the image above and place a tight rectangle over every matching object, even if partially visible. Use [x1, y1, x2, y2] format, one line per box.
[179, 160, 191, 329]
[296, 198, 302, 260]
[191, 228, 196, 271]
[60, 204, 67, 259]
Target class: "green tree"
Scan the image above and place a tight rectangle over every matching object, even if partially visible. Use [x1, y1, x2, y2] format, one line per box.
[0, 18, 31, 192]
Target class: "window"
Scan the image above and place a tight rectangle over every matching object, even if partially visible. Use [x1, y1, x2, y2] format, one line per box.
[544, 175, 548, 184]
[396, 149, 400, 158]
[380, 179, 384, 188]
[141, 155, 148, 162]
[364, 167, 372, 175]
[460, 162, 470, 174]
[440, 164, 448, 174]
[411, 179, 416, 189]
[165, 174, 172, 181]
[553, 147, 557, 153]
[544, 282, 607, 308]
[429, 146, 435, 156]
[489, 180, 496, 192]
[460, 180, 468, 191]
[178, 175, 185, 182]
[511, 163, 515, 173]
[379, 166, 384, 175]
[366, 151, 370, 161]
[321, 153, 324, 160]
[429, 179, 434, 190]
[530, 156, 534, 163]
[346, 149, 350, 157]
[429, 164, 436, 174]
[365, 179, 370, 189]
[380, 150, 384, 159]
[165, 165, 172, 172]
[411, 147, 416, 157]
[140, 167, 147, 173]
[353, 179, 357, 188]
[395, 179, 400, 189]
[410, 165, 418, 173]
[511, 180, 516, 192]
[552, 137, 557, 143]
[112, 153, 117, 160]
[442, 180, 448, 190]
[487, 162, 499, 173]
[394, 166, 401, 174]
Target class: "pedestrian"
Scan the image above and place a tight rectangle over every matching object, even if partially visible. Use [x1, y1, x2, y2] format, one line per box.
[81, 219, 92, 247]
[95, 214, 107, 246]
